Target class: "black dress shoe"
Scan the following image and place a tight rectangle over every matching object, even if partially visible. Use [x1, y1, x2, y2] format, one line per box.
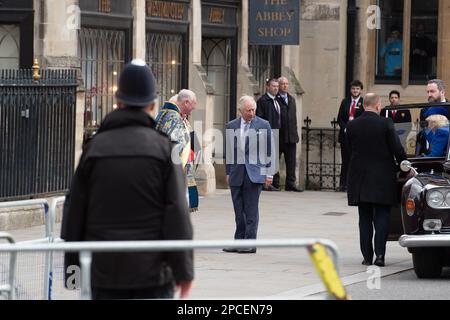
[361, 260, 373, 266]
[237, 248, 257, 254]
[285, 185, 304, 192]
[264, 185, 280, 192]
[222, 248, 238, 253]
[374, 256, 385, 267]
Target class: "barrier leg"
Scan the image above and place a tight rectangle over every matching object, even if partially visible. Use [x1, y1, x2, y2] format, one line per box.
[79, 251, 92, 300]
[0, 232, 16, 300]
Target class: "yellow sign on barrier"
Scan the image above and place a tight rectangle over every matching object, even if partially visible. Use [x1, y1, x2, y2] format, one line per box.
[308, 243, 350, 300]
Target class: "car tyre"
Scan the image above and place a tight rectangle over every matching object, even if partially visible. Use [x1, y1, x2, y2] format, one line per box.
[412, 249, 443, 278]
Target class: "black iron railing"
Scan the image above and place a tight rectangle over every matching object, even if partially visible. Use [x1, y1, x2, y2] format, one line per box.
[0, 69, 77, 201]
[303, 117, 341, 191]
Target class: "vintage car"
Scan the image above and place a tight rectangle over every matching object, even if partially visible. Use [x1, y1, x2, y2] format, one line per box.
[385, 102, 450, 278]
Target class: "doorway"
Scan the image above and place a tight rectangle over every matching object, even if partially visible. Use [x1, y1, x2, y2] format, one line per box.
[201, 38, 232, 139]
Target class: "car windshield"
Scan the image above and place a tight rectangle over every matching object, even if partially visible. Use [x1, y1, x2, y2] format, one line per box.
[382, 103, 450, 159]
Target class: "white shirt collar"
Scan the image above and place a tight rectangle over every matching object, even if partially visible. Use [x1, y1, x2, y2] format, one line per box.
[241, 117, 251, 126]
[352, 96, 361, 103]
[267, 92, 276, 100]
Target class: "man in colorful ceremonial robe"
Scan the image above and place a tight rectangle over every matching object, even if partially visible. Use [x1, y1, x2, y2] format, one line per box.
[155, 90, 199, 212]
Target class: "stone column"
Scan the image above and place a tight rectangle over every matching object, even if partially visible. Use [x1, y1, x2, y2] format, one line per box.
[281, 45, 305, 188]
[38, 0, 84, 168]
[132, 0, 146, 60]
[337, 0, 348, 104]
[189, 0, 216, 195]
[438, 1, 450, 85]
[190, 0, 202, 65]
[237, 0, 259, 103]
[40, 0, 79, 68]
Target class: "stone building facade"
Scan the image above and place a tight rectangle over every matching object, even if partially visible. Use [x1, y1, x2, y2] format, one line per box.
[3, 0, 448, 197]
[0, 0, 305, 195]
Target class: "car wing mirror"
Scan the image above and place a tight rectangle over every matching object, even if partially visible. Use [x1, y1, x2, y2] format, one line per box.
[400, 160, 418, 177]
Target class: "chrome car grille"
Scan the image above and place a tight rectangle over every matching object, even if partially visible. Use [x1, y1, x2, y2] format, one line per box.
[440, 227, 450, 234]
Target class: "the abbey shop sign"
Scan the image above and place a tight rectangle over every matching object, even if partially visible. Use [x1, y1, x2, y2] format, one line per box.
[249, 0, 300, 45]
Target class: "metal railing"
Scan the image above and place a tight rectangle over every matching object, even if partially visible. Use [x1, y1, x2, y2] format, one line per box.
[0, 197, 66, 300]
[0, 69, 77, 201]
[0, 233, 15, 300]
[0, 197, 348, 300]
[302, 117, 341, 191]
[0, 237, 344, 300]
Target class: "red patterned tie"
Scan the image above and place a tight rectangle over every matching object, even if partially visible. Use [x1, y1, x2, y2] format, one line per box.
[392, 110, 397, 118]
[349, 100, 356, 121]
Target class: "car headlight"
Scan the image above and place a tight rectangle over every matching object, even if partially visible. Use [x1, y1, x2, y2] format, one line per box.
[445, 192, 450, 207]
[427, 190, 445, 208]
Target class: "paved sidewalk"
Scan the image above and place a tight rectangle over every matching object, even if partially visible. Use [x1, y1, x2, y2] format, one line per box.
[4, 190, 412, 299]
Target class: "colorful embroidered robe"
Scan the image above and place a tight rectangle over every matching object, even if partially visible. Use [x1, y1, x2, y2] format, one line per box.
[155, 102, 199, 212]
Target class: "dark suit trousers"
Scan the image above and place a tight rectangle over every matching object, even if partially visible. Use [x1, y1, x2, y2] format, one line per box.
[339, 140, 350, 188]
[358, 203, 391, 261]
[230, 170, 263, 239]
[273, 142, 297, 188]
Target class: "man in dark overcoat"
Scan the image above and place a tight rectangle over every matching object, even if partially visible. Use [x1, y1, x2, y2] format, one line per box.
[61, 59, 194, 300]
[276, 76, 302, 192]
[346, 93, 406, 267]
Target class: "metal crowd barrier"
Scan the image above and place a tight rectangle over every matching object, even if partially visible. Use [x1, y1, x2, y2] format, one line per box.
[0, 236, 348, 300]
[0, 197, 66, 300]
[0, 197, 348, 300]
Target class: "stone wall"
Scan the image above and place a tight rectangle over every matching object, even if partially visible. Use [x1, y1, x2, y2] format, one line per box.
[0, 199, 64, 231]
[298, 0, 345, 128]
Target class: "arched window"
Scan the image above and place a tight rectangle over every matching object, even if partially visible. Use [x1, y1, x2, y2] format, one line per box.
[0, 24, 20, 69]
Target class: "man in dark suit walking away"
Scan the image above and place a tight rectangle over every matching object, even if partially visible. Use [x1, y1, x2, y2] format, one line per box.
[337, 80, 364, 191]
[223, 96, 275, 254]
[346, 93, 407, 267]
[257, 78, 283, 191]
[276, 77, 302, 192]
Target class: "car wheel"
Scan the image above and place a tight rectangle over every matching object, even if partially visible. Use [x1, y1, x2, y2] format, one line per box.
[412, 249, 443, 278]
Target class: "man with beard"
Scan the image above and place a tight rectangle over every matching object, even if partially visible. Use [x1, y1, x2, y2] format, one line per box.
[416, 79, 449, 155]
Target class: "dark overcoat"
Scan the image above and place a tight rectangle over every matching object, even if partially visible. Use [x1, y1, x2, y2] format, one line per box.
[277, 92, 300, 144]
[346, 111, 407, 206]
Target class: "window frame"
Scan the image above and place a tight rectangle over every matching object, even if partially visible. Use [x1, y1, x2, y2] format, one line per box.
[372, 0, 439, 87]
[145, 19, 190, 104]
[0, 9, 34, 69]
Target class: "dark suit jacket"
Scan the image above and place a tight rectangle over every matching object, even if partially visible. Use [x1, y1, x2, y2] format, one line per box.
[380, 107, 412, 123]
[257, 93, 284, 131]
[277, 92, 300, 144]
[337, 96, 364, 143]
[346, 112, 407, 206]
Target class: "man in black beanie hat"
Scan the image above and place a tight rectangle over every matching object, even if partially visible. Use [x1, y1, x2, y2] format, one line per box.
[61, 59, 194, 300]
